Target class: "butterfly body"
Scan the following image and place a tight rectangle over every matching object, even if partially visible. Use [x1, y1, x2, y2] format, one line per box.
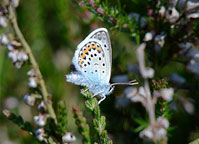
[66, 71, 114, 97]
[66, 28, 114, 102]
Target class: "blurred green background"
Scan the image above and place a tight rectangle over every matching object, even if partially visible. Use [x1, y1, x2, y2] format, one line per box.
[1, 0, 199, 144]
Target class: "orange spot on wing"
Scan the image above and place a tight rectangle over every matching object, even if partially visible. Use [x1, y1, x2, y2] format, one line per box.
[79, 60, 83, 65]
[81, 54, 86, 59]
[92, 46, 96, 50]
[84, 49, 88, 54]
[97, 47, 101, 52]
[88, 46, 92, 51]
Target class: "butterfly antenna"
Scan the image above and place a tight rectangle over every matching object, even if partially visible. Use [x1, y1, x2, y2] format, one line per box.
[111, 80, 138, 86]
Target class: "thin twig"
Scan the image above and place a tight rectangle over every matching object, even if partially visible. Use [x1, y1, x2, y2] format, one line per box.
[8, 5, 57, 123]
[136, 43, 155, 124]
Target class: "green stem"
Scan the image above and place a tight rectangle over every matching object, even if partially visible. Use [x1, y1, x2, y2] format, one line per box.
[8, 5, 57, 123]
[83, 91, 112, 144]
[0, 46, 5, 98]
[72, 106, 91, 144]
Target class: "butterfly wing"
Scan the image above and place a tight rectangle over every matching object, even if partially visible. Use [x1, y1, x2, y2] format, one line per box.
[72, 28, 112, 85]
[86, 28, 112, 70]
[66, 71, 91, 86]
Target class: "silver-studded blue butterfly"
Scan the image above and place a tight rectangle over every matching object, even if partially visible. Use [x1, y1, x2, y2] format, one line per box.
[66, 28, 138, 104]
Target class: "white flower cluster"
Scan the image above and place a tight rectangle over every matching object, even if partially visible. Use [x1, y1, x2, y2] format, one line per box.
[35, 128, 45, 141]
[27, 69, 38, 88]
[62, 132, 76, 143]
[153, 88, 174, 102]
[0, 9, 28, 69]
[0, 15, 7, 28]
[1, 38, 29, 69]
[34, 113, 48, 127]
[10, 0, 20, 8]
[140, 116, 169, 141]
[129, 86, 174, 108]
[23, 94, 36, 106]
[0, 34, 9, 45]
[33, 101, 48, 141]
[8, 49, 28, 68]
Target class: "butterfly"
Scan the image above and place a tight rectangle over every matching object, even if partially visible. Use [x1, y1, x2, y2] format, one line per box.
[66, 28, 138, 104]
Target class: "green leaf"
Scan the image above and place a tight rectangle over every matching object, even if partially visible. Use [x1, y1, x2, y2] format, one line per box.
[3, 110, 35, 134]
[56, 101, 68, 136]
[100, 116, 106, 131]
[133, 117, 149, 133]
[72, 106, 91, 144]
[85, 98, 98, 111]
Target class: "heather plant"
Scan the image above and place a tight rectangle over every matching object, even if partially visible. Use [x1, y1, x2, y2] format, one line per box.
[0, 0, 199, 144]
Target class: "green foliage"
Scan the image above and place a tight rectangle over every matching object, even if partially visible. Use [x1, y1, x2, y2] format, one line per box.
[3, 110, 35, 134]
[44, 118, 62, 143]
[133, 117, 149, 133]
[56, 101, 68, 136]
[82, 89, 113, 144]
[72, 106, 91, 144]
[152, 78, 168, 91]
[152, 78, 174, 119]
[81, 0, 141, 43]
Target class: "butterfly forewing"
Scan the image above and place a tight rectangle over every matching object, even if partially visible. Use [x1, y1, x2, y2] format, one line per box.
[73, 28, 112, 84]
[88, 28, 112, 64]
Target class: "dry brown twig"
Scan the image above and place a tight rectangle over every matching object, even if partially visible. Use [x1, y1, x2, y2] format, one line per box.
[8, 5, 57, 123]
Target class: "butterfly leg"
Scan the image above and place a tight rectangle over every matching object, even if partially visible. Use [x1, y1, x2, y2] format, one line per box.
[98, 95, 106, 104]
[91, 91, 104, 98]
[80, 88, 89, 94]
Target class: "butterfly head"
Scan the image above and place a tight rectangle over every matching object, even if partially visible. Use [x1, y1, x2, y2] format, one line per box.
[103, 83, 115, 95]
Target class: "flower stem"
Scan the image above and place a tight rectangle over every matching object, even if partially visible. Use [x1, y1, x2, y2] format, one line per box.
[144, 80, 155, 124]
[137, 43, 156, 125]
[8, 5, 57, 123]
